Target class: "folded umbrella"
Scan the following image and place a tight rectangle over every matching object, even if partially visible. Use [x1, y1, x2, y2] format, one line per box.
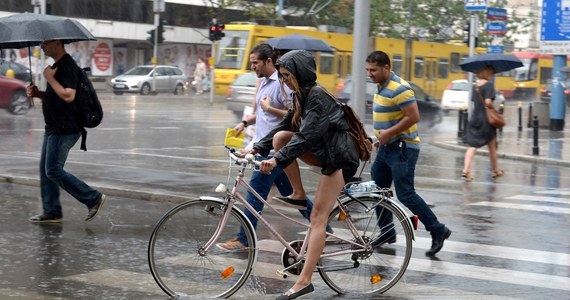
[460, 53, 523, 73]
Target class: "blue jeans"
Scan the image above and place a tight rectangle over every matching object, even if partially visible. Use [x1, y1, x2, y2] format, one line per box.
[39, 132, 101, 217]
[236, 156, 328, 246]
[371, 144, 445, 235]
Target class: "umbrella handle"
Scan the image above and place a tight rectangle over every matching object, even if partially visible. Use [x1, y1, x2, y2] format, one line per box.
[27, 46, 35, 108]
[27, 82, 35, 108]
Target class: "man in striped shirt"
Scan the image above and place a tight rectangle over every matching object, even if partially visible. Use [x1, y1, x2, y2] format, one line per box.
[365, 50, 451, 257]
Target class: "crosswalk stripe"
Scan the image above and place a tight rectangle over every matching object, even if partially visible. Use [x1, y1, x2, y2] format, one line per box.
[470, 201, 570, 214]
[506, 194, 570, 204]
[535, 190, 570, 196]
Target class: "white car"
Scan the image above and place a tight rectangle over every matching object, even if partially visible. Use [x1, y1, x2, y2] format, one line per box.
[110, 65, 186, 95]
[441, 79, 506, 113]
[441, 79, 470, 113]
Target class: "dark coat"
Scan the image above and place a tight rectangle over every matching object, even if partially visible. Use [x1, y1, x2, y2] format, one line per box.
[254, 50, 359, 175]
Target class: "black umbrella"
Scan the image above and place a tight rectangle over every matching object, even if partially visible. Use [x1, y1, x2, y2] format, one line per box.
[263, 34, 334, 52]
[0, 12, 96, 81]
[460, 53, 523, 73]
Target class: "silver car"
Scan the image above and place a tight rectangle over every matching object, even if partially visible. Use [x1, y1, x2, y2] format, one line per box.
[110, 65, 186, 95]
[226, 72, 257, 117]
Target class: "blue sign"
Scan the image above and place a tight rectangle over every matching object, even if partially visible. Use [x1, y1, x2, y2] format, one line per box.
[465, 0, 487, 11]
[486, 21, 506, 34]
[541, 0, 570, 41]
[487, 7, 507, 20]
[540, 0, 570, 54]
[487, 45, 504, 54]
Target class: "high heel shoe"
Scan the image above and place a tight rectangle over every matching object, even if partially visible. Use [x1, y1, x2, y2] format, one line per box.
[275, 283, 314, 300]
[491, 169, 504, 179]
[461, 171, 473, 182]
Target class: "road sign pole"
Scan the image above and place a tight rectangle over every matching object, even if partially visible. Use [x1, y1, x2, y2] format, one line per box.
[551, 55, 567, 131]
[210, 41, 216, 103]
[467, 13, 478, 105]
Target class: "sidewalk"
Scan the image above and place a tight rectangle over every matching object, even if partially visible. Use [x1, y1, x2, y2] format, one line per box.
[430, 126, 570, 167]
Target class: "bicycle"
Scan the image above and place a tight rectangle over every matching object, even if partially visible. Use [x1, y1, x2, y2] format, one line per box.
[148, 149, 417, 298]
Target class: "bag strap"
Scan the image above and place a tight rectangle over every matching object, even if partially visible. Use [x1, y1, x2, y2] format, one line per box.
[475, 85, 492, 109]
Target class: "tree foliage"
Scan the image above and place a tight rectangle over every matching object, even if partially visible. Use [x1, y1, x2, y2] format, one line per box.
[203, 0, 531, 47]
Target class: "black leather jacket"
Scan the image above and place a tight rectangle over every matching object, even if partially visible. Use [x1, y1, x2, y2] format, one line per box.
[254, 50, 359, 175]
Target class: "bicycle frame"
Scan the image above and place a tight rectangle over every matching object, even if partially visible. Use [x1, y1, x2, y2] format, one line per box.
[200, 154, 375, 267]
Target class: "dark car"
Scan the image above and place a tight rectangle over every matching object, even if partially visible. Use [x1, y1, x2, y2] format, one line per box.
[540, 79, 570, 107]
[337, 77, 442, 127]
[0, 61, 32, 82]
[0, 75, 30, 115]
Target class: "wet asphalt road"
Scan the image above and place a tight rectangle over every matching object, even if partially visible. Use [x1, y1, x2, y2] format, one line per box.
[0, 92, 569, 299]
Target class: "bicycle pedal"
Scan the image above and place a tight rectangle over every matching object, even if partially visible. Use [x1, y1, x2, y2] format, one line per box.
[276, 270, 288, 279]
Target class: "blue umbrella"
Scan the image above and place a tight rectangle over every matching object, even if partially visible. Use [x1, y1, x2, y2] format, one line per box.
[460, 53, 523, 73]
[263, 34, 334, 52]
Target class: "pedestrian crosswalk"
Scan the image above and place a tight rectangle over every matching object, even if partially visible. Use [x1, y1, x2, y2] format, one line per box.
[469, 188, 570, 215]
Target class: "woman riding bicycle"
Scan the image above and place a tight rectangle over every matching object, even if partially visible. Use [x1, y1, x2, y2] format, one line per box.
[251, 50, 359, 300]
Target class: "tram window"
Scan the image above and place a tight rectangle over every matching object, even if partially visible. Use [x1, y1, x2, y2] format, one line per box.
[337, 55, 343, 76]
[540, 67, 552, 84]
[414, 57, 424, 78]
[529, 60, 538, 80]
[438, 58, 449, 78]
[393, 54, 403, 76]
[216, 30, 248, 70]
[320, 53, 334, 74]
[450, 53, 461, 73]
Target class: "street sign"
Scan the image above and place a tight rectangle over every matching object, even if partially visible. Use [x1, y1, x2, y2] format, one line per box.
[465, 0, 487, 11]
[540, 0, 570, 54]
[487, 45, 504, 54]
[486, 21, 506, 35]
[487, 7, 507, 20]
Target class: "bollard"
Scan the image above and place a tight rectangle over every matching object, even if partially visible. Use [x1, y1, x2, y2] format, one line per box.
[532, 115, 539, 156]
[518, 102, 523, 131]
[457, 108, 465, 140]
[527, 103, 533, 128]
[499, 103, 505, 134]
[462, 108, 469, 144]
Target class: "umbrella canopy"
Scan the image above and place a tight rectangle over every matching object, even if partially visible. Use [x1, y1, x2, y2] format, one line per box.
[263, 34, 334, 52]
[0, 12, 95, 49]
[460, 53, 523, 73]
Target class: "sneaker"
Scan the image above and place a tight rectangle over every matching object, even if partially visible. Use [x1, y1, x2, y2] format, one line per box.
[29, 214, 62, 223]
[85, 194, 106, 222]
[216, 239, 247, 252]
[425, 227, 451, 257]
[272, 196, 307, 209]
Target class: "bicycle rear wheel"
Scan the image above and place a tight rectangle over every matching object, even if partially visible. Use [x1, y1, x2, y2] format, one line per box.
[318, 195, 413, 295]
[148, 199, 257, 298]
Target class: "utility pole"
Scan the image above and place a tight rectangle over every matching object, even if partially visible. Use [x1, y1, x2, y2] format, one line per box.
[152, 0, 165, 94]
[209, 18, 217, 104]
[351, 0, 371, 118]
[31, 0, 46, 89]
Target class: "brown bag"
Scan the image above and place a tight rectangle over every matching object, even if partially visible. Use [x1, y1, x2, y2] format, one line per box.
[476, 87, 505, 128]
[311, 86, 373, 161]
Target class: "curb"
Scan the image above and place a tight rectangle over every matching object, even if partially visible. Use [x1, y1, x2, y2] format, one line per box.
[429, 141, 570, 167]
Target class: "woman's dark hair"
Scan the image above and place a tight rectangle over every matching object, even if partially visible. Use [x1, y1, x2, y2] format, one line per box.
[366, 50, 391, 68]
[251, 43, 278, 63]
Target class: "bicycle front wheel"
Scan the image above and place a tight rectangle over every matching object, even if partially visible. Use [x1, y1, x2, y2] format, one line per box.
[148, 199, 257, 298]
[318, 195, 413, 295]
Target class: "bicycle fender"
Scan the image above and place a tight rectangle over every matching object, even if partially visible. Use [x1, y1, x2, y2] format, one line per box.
[198, 196, 259, 248]
[339, 193, 416, 241]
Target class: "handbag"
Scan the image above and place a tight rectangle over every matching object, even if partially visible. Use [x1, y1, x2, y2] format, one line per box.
[476, 86, 505, 128]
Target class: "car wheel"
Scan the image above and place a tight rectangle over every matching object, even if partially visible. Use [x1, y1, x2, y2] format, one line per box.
[113, 91, 123, 95]
[173, 84, 184, 95]
[140, 83, 151, 95]
[8, 90, 30, 115]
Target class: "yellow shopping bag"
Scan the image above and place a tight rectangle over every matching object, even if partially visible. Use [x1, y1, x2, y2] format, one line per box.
[224, 128, 245, 148]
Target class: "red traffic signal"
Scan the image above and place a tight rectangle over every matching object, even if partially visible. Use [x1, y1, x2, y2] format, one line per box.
[208, 23, 216, 41]
[215, 23, 225, 40]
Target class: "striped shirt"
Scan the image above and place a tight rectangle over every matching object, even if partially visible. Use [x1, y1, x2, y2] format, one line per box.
[372, 72, 420, 147]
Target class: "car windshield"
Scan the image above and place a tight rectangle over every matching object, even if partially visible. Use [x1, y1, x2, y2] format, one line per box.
[232, 73, 257, 87]
[450, 81, 469, 91]
[124, 66, 153, 76]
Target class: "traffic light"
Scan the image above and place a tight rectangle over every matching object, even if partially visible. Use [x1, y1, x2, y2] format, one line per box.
[157, 18, 166, 44]
[215, 23, 225, 40]
[147, 29, 156, 45]
[463, 23, 470, 45]
[209, 22, 216, 41]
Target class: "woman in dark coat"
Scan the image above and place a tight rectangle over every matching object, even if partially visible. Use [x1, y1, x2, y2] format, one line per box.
[462, 65, 504, 181]
[252, 50, 359, 299]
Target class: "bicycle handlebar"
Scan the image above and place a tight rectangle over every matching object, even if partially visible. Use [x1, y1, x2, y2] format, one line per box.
[228, 150, 262, 168]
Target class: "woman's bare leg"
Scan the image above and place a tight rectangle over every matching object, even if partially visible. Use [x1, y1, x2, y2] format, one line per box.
[487, 136, 499, 171]
[463, 147, 477, 173]
[282, 169, 345, 295]
[272, 131, 306, 199]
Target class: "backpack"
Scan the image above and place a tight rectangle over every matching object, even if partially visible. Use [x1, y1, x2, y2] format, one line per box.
[310, 86, 373, 162]
[75, 67, 103, 151]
